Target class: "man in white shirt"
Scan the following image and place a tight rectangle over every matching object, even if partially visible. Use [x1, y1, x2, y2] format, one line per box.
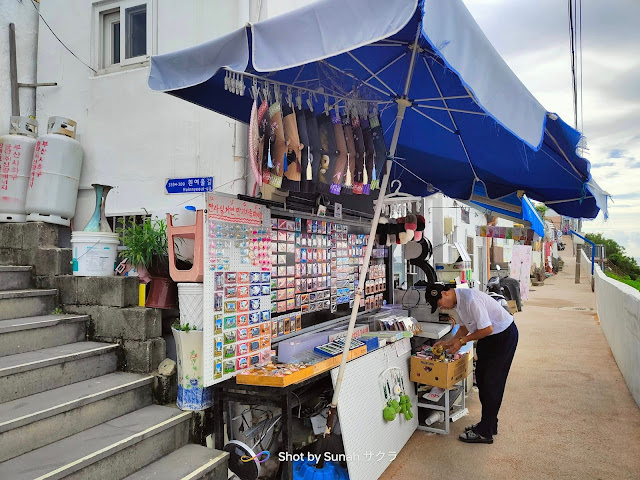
[428, 283, 518, 444]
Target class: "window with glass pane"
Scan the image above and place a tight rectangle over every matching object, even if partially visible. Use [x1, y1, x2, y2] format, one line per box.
[112, 22, 121, 64]
[102, 10, 120, 68]
[125, 4, 146, 59]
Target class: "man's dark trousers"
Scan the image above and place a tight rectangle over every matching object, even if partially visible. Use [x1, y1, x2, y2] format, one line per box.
[474, 321, 518, 438]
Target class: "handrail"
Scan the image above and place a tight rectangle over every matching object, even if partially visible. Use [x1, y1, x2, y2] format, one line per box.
[570, 230, 595, 275]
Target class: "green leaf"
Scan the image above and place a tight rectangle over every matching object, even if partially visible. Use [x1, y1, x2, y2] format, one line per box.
[118, 216, 169, 271]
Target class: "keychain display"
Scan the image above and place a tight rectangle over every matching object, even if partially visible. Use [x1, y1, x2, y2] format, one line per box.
[269, 215, 382, 329]
[380, 367, 414, 422]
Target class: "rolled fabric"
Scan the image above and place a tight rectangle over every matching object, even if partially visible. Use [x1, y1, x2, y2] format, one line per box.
[316, 113, 339, 193]
[376, 216, 389, 245]
[305, 110, 322, 192]
[361, 116, 375, 195]
[296, 108, 312, 193]
[414, 214, 426, 241]
[397, 217, 414, 244]
[331, 110, 349, 195]
[351, 115, 366, 195]
[405, 213, 417, 232]
[282, 103, 303, 192]
[342, 115, 357, 194]
[387, 218, 398, 246]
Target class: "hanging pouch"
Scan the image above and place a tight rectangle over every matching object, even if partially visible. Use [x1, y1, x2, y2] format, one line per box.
[331, 110, 348, 195]
[304, 110, 322, 193]
[361, 115, 375, 195]
[342, 115, 357, 195]
[316, 113, 338, 193]
[296, 108, 312, 193]
[257, 99, 270, 187]
[268, 102, 287, 189]
[282, 103, 303, 192]
[351, 115, 366, 195]
[369, 114, 388, 190]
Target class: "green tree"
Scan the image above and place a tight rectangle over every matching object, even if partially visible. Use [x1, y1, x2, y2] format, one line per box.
[535, 204, 548, 219]
[585, 233, 640, 280]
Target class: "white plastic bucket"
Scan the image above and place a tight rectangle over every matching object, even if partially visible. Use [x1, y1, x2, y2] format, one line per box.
[71, 231, 119, 277]
[178, 282, 204, 329]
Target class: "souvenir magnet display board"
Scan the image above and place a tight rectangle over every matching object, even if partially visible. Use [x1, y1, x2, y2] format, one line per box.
[268, 215, 386, 341]
[203, 193, 273, 387]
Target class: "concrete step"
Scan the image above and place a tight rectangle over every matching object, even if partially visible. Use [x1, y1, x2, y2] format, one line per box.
[0, 266, 32, 291]
[0, 372, 154, 462]
[0, 288, 58, 320]
[0, 341, 118, 403]
[0, 313, 88, 356]
[0, 405, 192, 480]
[124, 444, 228, 480]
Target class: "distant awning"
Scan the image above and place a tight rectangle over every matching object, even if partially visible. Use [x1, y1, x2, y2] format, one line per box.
[466, 183, 545, 236]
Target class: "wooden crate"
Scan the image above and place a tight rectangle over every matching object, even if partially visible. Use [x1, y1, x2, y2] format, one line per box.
[235, 345, 368, 387]
[310, 345, 368, 375]
[235, 365, 315, 387]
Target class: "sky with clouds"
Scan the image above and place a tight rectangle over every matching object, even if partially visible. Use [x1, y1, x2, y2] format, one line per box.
[462, 0, 640, 259]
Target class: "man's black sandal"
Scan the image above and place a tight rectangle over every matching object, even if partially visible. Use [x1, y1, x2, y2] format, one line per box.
[459, 430, 493, 444]
[465, 423, 497, 435]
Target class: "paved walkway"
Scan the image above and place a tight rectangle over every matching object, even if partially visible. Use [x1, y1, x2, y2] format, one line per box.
[380, 241, 640, 479]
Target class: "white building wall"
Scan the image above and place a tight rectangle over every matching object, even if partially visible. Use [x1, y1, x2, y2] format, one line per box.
[423, 193, 487, 287]
[1, 0, 39, 134]
[34, 0, 305, 229]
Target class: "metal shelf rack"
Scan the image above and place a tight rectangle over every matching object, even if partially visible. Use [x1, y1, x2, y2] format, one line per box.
[416, 378, 467, 434]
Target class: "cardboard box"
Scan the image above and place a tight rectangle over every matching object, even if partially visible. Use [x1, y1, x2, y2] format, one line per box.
[410, 352, 470, 389]
[507, 300, 518, 315]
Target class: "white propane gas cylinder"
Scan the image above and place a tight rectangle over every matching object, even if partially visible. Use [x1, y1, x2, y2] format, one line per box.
[25, 117, 83, 226]
[0, 116, 38, 222]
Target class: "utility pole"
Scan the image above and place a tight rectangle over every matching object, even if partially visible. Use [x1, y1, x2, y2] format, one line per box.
[9, 23, 20, 116]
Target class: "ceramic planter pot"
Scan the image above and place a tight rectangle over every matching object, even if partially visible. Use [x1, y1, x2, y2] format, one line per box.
[172, 327, 212, 410]
[146, 277, 177, 309]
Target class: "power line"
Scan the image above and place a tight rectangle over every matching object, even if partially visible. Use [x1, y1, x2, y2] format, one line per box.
[29, 0, 97, 73]
[568, 0, 578, 130]
[579, 0, 584, 134]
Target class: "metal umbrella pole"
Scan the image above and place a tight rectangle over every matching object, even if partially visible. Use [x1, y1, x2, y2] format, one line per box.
[316, 24, 422, 469]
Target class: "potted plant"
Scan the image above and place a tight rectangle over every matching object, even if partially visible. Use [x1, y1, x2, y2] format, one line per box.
[171, 322, 212, 411]
[117, 216, 177, 309]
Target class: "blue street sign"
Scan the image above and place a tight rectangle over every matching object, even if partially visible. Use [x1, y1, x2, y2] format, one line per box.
[165, 177, 214, 194]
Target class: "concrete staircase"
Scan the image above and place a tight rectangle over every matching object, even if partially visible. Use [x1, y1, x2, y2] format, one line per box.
[0, 265, 227, 479]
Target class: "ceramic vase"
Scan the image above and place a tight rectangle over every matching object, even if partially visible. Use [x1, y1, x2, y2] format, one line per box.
[84, 184, 113, 232]
[172, 327, 212, 411]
